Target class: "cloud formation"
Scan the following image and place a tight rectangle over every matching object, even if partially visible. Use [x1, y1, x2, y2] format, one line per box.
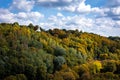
[35, 0, 73, 7]
[41, 13, 120, 36]
[34, 0, 120, 21]
[0, 8, 44, 25]
[103, 0, 120, 20]
[106, 0, 120, 7]
[10, 0, 35, 12]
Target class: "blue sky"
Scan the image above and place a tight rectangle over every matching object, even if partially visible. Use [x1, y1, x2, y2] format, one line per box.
[0, 0, 120, 36]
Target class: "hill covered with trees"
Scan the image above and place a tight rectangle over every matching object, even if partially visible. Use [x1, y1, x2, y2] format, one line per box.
[0, 22, 120, 80]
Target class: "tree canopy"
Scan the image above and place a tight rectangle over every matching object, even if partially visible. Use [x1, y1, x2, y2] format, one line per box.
[0, 23, 120, 80]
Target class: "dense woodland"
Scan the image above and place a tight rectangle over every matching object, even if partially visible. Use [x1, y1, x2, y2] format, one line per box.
[0, 22, 120, 80]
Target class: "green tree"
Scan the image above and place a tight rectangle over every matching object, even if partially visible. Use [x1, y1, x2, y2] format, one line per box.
[28, 23, 34, 29]
[12, 22, 19, 27]
[53, 56, 66, 71]
[54, 46, 66, 56]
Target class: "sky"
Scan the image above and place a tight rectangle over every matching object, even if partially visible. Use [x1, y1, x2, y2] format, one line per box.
[0, 0, 120, 37]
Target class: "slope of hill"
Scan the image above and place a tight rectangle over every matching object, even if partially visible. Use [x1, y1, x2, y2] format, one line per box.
[0, 23, 120, 80]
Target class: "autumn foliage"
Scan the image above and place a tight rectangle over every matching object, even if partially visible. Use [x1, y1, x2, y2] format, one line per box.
[0, 23, 120, 80]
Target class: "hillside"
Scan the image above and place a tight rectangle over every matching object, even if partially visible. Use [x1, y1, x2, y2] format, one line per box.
[0, 22, 120, 80]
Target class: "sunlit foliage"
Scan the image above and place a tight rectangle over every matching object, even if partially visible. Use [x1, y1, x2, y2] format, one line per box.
[0, 23, 120, 80]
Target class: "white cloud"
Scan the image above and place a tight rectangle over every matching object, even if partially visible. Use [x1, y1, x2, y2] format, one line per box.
[35, 0, 114, 18]
[16, 12, 44, 24]
[10, 0, 35, 12]
[63, 0, 72, 3]
[76, 1, 91, 13]
[0, 8, 44, 25]
[59, 0, 105, 16]
[40, 13, 120, 36]
[106, 0, 120, 7]
[35, 0, 74, 7]
[37, 0, 58, 2]
[57, 13, 63, 17]
[36, 0, 73, 3]
[58, 5, 75, 12]
[105, 6, 120, 20]
[111, 6, 120, 15]
[0, 9, 15, 22]
[56, 0, 120, 20]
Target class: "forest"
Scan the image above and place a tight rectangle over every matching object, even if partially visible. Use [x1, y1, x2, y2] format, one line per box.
[0, 22, 120, 80]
